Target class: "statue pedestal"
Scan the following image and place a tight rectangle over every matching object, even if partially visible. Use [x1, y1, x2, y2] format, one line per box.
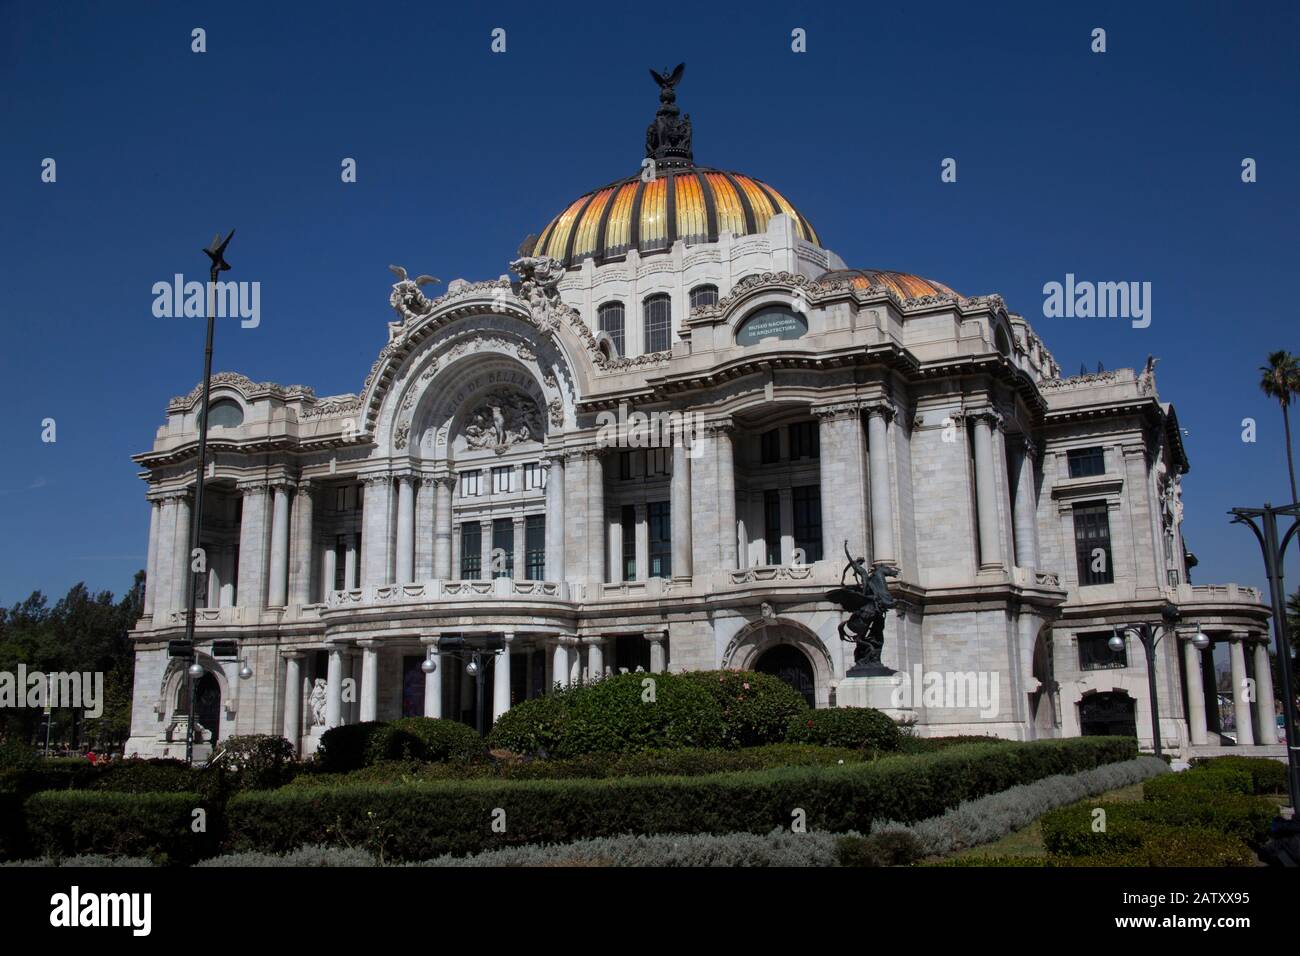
[836, 673, 913, 720]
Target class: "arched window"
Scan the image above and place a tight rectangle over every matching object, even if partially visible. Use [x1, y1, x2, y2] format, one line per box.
[995, 326, 1012, 357]
[597, 302, 625, 358]
[643, 294, 671, 354]
[206, 399, 244, 428]
[689, 284, 718, 310]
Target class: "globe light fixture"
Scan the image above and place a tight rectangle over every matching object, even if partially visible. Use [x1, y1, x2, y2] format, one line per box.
[421, 650, 437, 674]
[238, 659, 253, 680]
[187, 661, 204, 680]
[1192, 632, 1211, 650]
[1108, 631, 1126, 653]
[465, 658, 479, 677]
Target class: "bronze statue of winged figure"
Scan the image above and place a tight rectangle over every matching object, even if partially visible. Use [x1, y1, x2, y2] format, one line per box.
[825, 541, 899, 675]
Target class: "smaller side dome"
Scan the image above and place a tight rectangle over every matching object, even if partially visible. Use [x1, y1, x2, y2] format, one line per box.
[819, 268, 957, 299]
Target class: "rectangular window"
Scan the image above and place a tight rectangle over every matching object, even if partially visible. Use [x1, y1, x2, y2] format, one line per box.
[1073, 501, 1114, 585]
[619, 451, 635, 481]
[459, 523, 481, 579]
[492, 518, 514, 578]
[646, 447, 669, 476]
[643, 295, 671, 354]
[648, 501, 671, 578]
[614, 634, 651, 673]
[523, 462, 545, 491]
[334, 534, 347, 590]
[1078, 632, 1127, 670]
[525, 514, 546, 580]
[1067, 446, 1106, 478]
[764, 489, 781, 565]
[460, 470, 482, 497]
[335, 486, 346, 512]
[789, 421, 819, 460]
[760, 429, 780, 465]
[792, 485, 823, 562]
[491, 466, 512, 494]
[621, 505, 637, 580]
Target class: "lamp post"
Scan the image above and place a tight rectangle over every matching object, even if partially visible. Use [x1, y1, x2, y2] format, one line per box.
[182, 230, 235, 766]
[1229, 502, 1300, 813]
[1109, 602, 1182, 758]
[424, 636, 504, 735]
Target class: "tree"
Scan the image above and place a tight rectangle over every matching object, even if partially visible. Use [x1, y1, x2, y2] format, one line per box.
[1259, 349, 1300, 503]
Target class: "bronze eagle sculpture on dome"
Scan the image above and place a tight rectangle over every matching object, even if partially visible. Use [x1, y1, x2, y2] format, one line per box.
[649, 63, 685, 103]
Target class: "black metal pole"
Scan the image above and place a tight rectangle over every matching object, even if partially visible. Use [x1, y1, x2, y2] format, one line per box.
[1142, 626, 1163, 759]
[475, 654, 487, 736]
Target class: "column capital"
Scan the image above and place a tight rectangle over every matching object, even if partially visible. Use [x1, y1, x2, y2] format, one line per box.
[393, 470, 420, 487]
[357, 638, 383, 649]
[419, 633, 441, 647]
[861, 398, 897, 422]
[268, 477, 297, 493]
[812, 401, 863, 422]
[703, 418, 736, 438]
[236, 479, 272, 494]
[1018, 435, 1039, 459]
[296, 478, 319, 496]
[433, 474, 458, 489]
[152, 487, 192, 503]
[643, 629, 667, 645]
[582, 635, 606, 647]
[964, 406, 1004, 430]
[281, 650, 306, 661]
[360, 473, 393, 487]
[500, 631, 516, 647]
[512, 514, 526, 526]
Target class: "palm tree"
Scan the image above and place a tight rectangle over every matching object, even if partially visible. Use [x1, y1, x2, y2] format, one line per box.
[1259, 350, 1300, 503]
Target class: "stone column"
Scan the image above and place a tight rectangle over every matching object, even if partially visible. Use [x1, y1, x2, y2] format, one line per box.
[152, 496, 177, 616]
[207, 552, 221, 608]
[360, 640, 380, 722]
[144, 498, 162, 616]
[552, 640, 570, 690]
[587, 451, 606, 586]
[1183, 636, 1208, 746]
[267, 482, 292, 607]
[395, 475, 416, 584]
[326, 647, 345, 729]
[970, 410, 1003, 570]
[493, 632, 514, 721]
[433, 476, 455, 579]
[608, 511, 623, 584]
[1229, 636, 1255, 747]
[544, 456, 565, 581]
[866, 402, 896, 566]
[479, 518, 493, 579]
[671, 438, 693, 580]
[172, 490, 193, 612]
[322, 543, 337, 602]
[220, 547, 235, 607]
[348, 652, 363, 724]
[344, 535, 358, 589]
[587, 637, 605, 680]
[715, 424, 737, 570]
[513, 516, 527, 581]
[237, 482, 270, 609]
[282, 653, 303, 751]
[1254, 639, 1279, 745]
[1012, 437, 1039, 569]
[422, 635, 442, 719]
[290, 481, 315, 605]
[645, 630, 667, 673]
[816, 405, 868, 561]
[415, 476, 435, 581]
[361, 476, 392, 586]
[635, 503, 649, 581]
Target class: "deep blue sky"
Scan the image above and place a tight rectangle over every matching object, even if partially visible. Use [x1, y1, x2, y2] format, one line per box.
[1, 0, 1298, 605]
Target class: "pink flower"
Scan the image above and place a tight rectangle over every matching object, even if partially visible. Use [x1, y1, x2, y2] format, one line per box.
[742, 682, 750, 690]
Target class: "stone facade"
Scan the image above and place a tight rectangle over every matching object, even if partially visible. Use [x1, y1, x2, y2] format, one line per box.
[126, 144, 1273, 761]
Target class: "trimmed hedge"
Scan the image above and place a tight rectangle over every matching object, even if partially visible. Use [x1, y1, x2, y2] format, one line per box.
[316, 721, 388, 773]
[680, 671, 809, 748]
[366, 718, 485, 765]
[1190, 755, 1288, 795]
[228, 736, 1135, 861]
[785, 707, 903, 753]
[24, 791, 217, 865]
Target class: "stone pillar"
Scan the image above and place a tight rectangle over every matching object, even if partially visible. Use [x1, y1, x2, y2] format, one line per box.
[415, 476, 435, 581]
[326, 647, 344, 729]
[220, 547, 235, 607]
[144, 498, 162, 616]
[587, 451, 606, 586]
[322, 543, 337, 602]
[422, 635, 442, 719]
[1183, 637, 1208, 746]
[361, 475, 392, 586]
[360, 640, 380, 723]
[433, 476, 455, 579]
[671, 438, 693, 580]
[970, 410, 1003, 570]
[716, 425, 737, 570]
[513, 516, 527, 581]
[267, 483, 292, 607]
[493, 633, 514, 721]
[608, 513, 624, 583]
[207, 551, 221, 608]
[544, 456, 565, 581]
[172, 490, 193, 612]
[348, 652, 363, 724]
[866, 402, 896, 566]
[635, 503, 649, 581]
[395, 475, 416, 584]
[290, 481, 315, 605]
[778, 488, 795, 564]
[479, 518, 493, 579]
[817, 405, 868, 561]
[1012, 438, 1039, 569]
[344, 535, 358, 589]
[646, 630, 667, 673]
[152, 496, 177, 617]
[552, 641, 570, 690]
[587, 637, 605, 680]
[1254, 639, 1279, 745]
[237, 482, 270, 609]
[282, 653, 303, 751]
[1229, 637, 1255, 747]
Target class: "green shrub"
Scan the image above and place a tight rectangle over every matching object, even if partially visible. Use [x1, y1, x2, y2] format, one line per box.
[785, 707, 902, 753]
[836, 831, 923, 866]
[552, 672, 725, 755]
[487, 692, 571, 755]
[898, 735, 1003, 755]
[316, 721, 387, 773]
[90, 758, 196, 794]
[1190, 755, 1287, 795]
[1143, 769, 1251, 801]
[1059, 827, 1257, 867]
[0, 740, 38, 771]
[228, 737, 1135, 861]
[681, 671, 809, 748]
[218, 735, 297, 789]
[25, 791, 216, 865]
[367, 718, 485, 764]
[1042, 790, 1275, 855]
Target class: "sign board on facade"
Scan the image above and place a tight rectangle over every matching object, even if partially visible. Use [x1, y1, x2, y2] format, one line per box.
[735, 307, 808, 345]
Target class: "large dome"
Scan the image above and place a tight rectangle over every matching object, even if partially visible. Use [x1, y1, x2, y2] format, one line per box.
[529, 167, 820, 269]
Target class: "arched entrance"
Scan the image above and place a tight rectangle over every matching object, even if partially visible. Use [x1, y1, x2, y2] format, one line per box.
[755, 645, 816, 707]
[1079, 691, 1136, 738]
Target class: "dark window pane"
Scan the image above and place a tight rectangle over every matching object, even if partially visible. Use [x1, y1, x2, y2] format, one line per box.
[689, 285, 718, 310]
[1067, 447, 1105, 478]
[760, 429, 780, 464]
[492, 518, 514, 578]
[598, 302, 625, 357]
[792, 485, 823, 562]
[790, 421, 819, 460]
[525, 514, 546, 580]
[764, 489, 781, 565]
[643, 295, 671, 354]
[621, 505, 636, 580]
[648, 501, 671, 578]
[1078, 632, 1127, 670]
[1073, 501, 1114, 585]
[459, 523, 481, 579]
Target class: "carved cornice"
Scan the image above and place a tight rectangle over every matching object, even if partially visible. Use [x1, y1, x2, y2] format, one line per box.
[168, 372, 314, 411]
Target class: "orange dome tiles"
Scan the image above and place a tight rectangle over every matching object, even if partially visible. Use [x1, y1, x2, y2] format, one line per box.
[821, 269, 957, 299]
[531, 167, 820, 267]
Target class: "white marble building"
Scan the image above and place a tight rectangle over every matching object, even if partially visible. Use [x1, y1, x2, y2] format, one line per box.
[126, 76, 1274, 760]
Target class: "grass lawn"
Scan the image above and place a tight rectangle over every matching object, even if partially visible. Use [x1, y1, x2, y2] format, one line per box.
[945, 780, 1148, 862]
